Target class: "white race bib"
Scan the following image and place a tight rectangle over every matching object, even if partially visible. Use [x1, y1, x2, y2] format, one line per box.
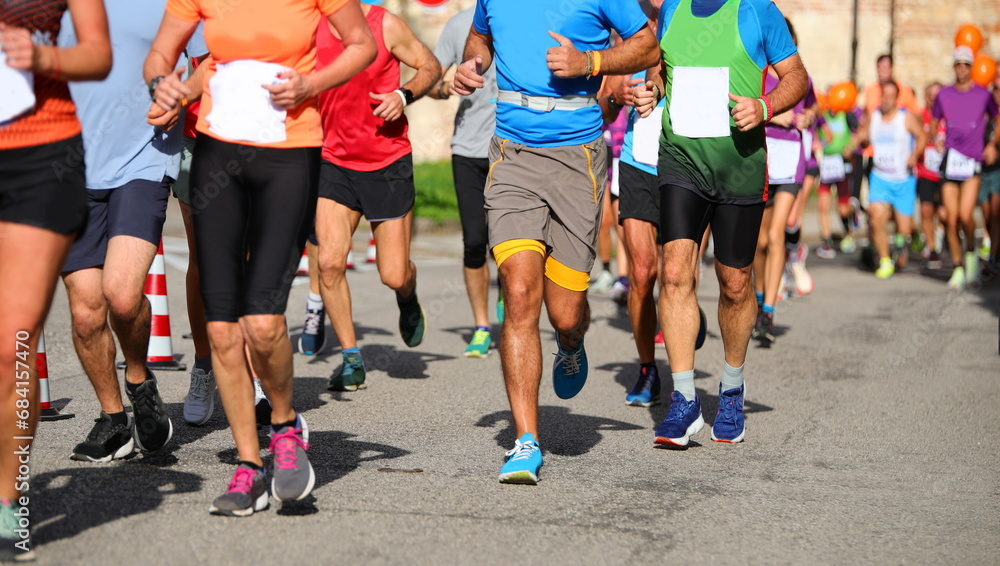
[206, 60, 288, 144]
[632, 106, 662, 167]
[820, 154, 846, 183]
[923, 147, 943, 174]
[766, 137, 802, 184]
[944, 149, 977, 180]
[873, 141, 908, 177]
[802, 129, 814, 162]
[0, 52, 35, 124]
[610, 158, 621, 197]
[669, 66, 730, 139]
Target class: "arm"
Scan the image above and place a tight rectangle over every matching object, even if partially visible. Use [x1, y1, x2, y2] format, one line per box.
[546, 24, 658, 79]
[597, 75, 626, 124]
[453, 26, 493, 96]
[147, 54, 211, 131]
[730, 54, 808, 132]
[985, 115, 1000, 165]
[143, 12, 198, 109]
[426, 65, 453, 100]
[264, 2, 377, 110]
[369, 12, 443, 122]
[906, 111, 926, 168]
[631, 58, 663, 118]
[0, 0, 111, 81]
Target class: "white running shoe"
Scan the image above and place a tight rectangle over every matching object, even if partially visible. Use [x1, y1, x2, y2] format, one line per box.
[947, 266, 966, 291]
[590, 270, 615, 293]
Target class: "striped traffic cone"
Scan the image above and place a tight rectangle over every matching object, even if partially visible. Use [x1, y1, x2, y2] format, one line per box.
[366, 233, 377, 264]
[118, 239, 186, 371]
[296, 246, 309, 275]
[38, 329, 74, 421]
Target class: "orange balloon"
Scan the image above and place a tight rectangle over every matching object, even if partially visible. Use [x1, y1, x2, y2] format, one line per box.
[955, 23, 983, 53]
[972, 53, 997, 87]
[827, 82, 858, 114]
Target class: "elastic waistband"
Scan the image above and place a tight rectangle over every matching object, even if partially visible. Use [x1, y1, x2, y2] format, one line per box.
[495, 90, 597, 112]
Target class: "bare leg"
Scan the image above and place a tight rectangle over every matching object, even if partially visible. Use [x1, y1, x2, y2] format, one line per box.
[63, 268, 121, 413]
[763, 192, 795, 306]
[180, 202, 210, 359]
[241, 315, 294, 425]
[659, 239, 700, 374]
[498, 250, 545, 439]
[623, 219, 658, 364]
[817, 189, 832, 240]
[941, 181, 962, 265]
[753, 206, 773, 297]
[464, 264, 491, 328]
[958, 178, 980, 254]
[371, 210, 417, 297]
[596, 189, 613, 268]
[315, 199, 363, 350]
[207, 321, 260, 465]
[103, 235, 157, 385]
[894, 211, 913, 268]
[716, 261, 756, 367]
[870, 203, 892, 260]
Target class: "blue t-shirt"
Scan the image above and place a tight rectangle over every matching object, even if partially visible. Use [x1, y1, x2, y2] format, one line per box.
[657, 0, 796, 70]
[60, 1, 208, 190]
[474, 0, 647, 147]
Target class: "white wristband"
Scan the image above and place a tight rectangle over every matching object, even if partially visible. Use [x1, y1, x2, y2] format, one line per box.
[394, 89, 408, 108]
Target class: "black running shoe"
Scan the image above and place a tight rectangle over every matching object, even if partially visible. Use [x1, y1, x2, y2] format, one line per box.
[760, 311, 775, 346]
[71, 412, 134, 463]
[125, 372, 173, 452]
[398, 295, 425, 348]
[253, 379, 272, 429]
[751, 307, 766, 340]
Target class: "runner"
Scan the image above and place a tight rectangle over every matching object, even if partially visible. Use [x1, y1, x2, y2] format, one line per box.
[315, 2, 440, 391]
[814, 101, 859, 259]
[981, 76, 1000, 277]
[633, 0, 807, 446]
[784, 83, 820, 295]
[752, 18, 816, 346]
[427, 5, 498, 358]
[145, 0, 375, 516]
[0, 0, 110, 559]
[857, 81, 926, 279]
[930, 46, 1000, 290]
[916, 81, 946, 268]
[455, 0, 657, 483]
[57, 1, 207, 465]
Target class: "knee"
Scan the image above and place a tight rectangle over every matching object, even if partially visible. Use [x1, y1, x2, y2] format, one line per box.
[629, 260, 657, 295]
[500, 280, 538, 323]
[69, 299, 108, 340]
[660, 259, 694, 295]
[767, 225, 785, 249]
[316, 246, 348, 285]
[206, 323, 245, 356]
[378, 264, 409, 291]
[718, 269, 751, 305]
[240, 317, 286, 351]
[103, 286, 145, 321]
[550, 300, 588, 335]
[463, 241, 487, 270]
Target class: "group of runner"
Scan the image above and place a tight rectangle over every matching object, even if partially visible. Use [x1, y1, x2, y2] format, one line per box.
[1, 0, 997, 561]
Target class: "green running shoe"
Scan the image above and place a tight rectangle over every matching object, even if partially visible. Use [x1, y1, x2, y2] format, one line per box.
[328, 352, 367, 391]
[464, 328, 492, 358]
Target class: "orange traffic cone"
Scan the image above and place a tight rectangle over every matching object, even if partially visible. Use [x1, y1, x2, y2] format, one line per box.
[38, 329, 74, 421]
[296, 246, 309, 275]
[366, 234, 377, 264]
[118, 239, 186, 371]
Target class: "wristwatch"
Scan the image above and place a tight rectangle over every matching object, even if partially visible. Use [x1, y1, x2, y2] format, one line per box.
[148, 75, 165, 100]
[607, 96, 623, 111]
[399, 87, 415, 105]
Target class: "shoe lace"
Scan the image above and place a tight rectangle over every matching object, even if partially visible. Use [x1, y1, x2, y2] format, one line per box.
[303, 309, 322, 335]
[269, 427, 310, 470]
[341, 358, 360, 377]
[130, 383, 157, 416]
[470, 330, 490, 347]
[630, 368, 655, 395]
[665, 396, 694, 422]
[188, 371, 210, 402]
[716, 392, 739, 424]
[227, 466, 258, 494]
[504, 439, 538, 462]
[554, 346, 583, 375]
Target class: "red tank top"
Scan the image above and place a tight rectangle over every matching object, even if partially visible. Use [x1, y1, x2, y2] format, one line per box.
[316, 5, 410, 171]
[0, 0, 81, 150]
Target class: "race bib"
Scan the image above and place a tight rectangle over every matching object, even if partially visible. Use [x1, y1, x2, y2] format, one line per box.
[873, 142, 907, 177]
[632, 106, 663, 167]
[802, 129, 814, 162]
[610, 158, 621, 197]
[820, 154, 846, 183]
[0, 52, 35, 124]
[923, 147, 943, 173]
[669, 66, 730, 139]
[944, 149, 977, 180]
[206, 60, 288, 144]
[766, 137, 802, 184]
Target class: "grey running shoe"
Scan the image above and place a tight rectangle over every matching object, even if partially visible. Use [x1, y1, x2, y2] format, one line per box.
[209, 464, 269, 517]
[125, 372, 173, 452]
[269, 414, 315, 502]
[71, 412, 134, 462]
[183, 368, 216, 426]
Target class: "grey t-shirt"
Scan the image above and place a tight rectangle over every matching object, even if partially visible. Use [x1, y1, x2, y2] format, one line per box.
[435, 7, 497, 159]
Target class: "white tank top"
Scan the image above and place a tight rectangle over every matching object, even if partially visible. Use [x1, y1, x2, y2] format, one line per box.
[869, 109, 914, 182]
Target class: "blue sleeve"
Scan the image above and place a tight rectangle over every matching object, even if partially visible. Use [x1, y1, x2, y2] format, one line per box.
[657, 0, 680, 40]
[473, 0, 489, 35]
[184, 22, 208, 59]
[758, 1, 796, 65]
[600, 0, 647, 40]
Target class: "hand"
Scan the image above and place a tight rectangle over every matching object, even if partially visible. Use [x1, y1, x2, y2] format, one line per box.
[769, 110, 795, 128]
[795, 112, 814, 130]
[370, 91, 405, 122]
[632, 80, 657, 118]
[453, 56, 484, 96]
[729, 93, 764, 132]
[935, 139, 945, 154]
[985, 144, 998, 167]
[153, 68, 190, 112]
[546, 31, 588, 78]
[619, 77, 644, 108]
[0, 23, 37, 71]
[439, 79, 452, 98]
[907, 153, 918, 169]
[146, 101, 180, 132]
[262, 69, 315, 110]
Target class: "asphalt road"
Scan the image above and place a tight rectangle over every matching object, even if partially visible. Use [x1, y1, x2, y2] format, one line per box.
[26, 204, 1000, 565]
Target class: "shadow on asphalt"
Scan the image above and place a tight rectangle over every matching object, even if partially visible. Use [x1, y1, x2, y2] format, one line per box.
[476, 407, 644, 456]
[33, 466, 203, 545]
[289, 324, 394, 363]
[360, 344, 456, 380]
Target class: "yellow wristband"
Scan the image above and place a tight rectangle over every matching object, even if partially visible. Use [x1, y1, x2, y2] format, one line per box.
[590, 50, 601, 77]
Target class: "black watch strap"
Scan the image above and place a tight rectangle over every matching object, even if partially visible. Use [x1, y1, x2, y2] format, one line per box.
[399, 87, 415, 105]
[148, 75, 164, 100]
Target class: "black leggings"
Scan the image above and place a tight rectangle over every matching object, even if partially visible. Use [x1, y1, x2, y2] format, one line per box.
[190, 135, 319, 322]
[659, 185, 765, 268]
[452, 155, 489, 269]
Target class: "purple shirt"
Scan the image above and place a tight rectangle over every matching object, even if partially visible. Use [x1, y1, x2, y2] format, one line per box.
[764, 74, 817, 184]
[932, 84, 999, 161]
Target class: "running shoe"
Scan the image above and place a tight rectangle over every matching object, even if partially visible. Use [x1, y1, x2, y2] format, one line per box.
[695, 306, 708, 350]
[297, 304, 327, 356]
[496, 296, 505, 324]
[398, 295, 426, 348]
[751, 307, 766, 340]
[759, 311, 775, 346]
[0, 500, 34, 562]
[947, 266, 966, 291]
[464, 329, 491, 358]
[711, 382, 746, 443]
[625, 365, 661, 407]
[552, 336, 588, 400]
[965, 251, 980, 289]
[654, 392, 704, 447]
[498, 433, 542, 485]
[981, 257, 998, 282]
[816, 241, 837, 260]
[926, 250, 942, 269]
[609, 276, 629, 306]
[183, 367, 216, 426]
[125, 371, 173, 452]
[590, 269, 615, 293]
[209, 464, 269, 517]
[270, 414, 315, 502]
[327, 352, 366, 391]
[839, 234, 856, 254]
[253, 378, 271, 429]
[911, 234, 925, 254]
[875, 257, 895, 280]
[653, 329, 664, 345]
[71, 412, 134, 462]
[788, 244, 814, 295]
[978, 239, 991, 261]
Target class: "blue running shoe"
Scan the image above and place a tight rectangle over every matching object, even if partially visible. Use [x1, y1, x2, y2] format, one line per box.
[552, 336, 588, 399]
[625, 365, 660, 407]
[499, 433, 542, 485]
[695, 307, 707, 350]
[711, 382, 746, 443]
[298, 304, 327, 356]
[654, 392, 704, 447]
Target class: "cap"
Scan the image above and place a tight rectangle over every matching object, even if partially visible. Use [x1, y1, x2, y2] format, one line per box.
[954, 45, 975, 65]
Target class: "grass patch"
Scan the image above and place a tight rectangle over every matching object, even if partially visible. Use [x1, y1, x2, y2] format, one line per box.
[414, 160, 459, 223]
